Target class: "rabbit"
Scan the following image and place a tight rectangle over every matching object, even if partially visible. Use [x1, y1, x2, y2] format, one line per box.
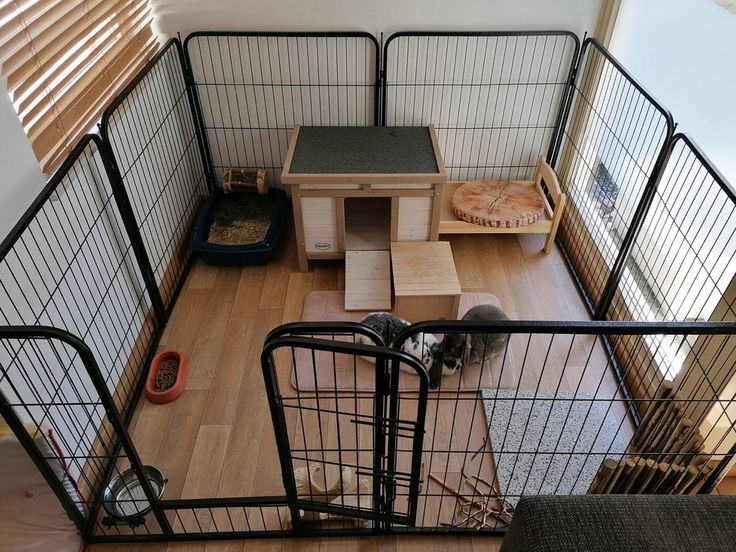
[355, 312, 439, 372]
[429, 304, 510, 389]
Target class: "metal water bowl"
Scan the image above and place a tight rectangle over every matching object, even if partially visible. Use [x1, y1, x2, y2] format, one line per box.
[102, 465, 167, 521]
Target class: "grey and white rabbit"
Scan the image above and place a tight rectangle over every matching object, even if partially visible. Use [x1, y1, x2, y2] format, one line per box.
[429, 304, 510, 388]
[355, 312, 438, 372]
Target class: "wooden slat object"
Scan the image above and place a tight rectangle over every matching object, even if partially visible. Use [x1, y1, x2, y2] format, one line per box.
[633, 382, 674, 448]
[344, 250, 391, 311]
[589, 454, 715, 495]
[391, 241, 461, 321]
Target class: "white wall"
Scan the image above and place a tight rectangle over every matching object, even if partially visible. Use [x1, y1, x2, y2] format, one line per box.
[151, 0, 601, 38]
[610, 0, 736, 186]
[0, 80, 45, 242]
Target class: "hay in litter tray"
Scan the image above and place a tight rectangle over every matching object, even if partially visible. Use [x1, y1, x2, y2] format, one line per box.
[155, 358, 179, 392]
[207, 191, 274, 246]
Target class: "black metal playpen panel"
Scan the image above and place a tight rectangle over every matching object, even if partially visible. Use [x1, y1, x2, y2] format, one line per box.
[184, 32, 380, 188]
[0, 136, 170, 538]
[101, 40, 211, 315]
[0, 31, 735, 545]
[383, 31, 579, 181]
[551, 38, 675, 317]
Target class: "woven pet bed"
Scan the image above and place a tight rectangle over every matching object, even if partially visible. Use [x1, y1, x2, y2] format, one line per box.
[451, 179, 546, 228]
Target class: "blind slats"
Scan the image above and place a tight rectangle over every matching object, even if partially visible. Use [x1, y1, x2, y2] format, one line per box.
[18, 1, 151, 124]
[32, 27, 156, 167]
[0, 0, 67, 46]
[0, 0, 158, 173]
[0, 0, 38, 25]
[3, 0, 131, 89]
[8, 0, 139, 101]
[32, 29, 158, 167]
[0, 0, 75, 53]
[25, 13, 152, 138]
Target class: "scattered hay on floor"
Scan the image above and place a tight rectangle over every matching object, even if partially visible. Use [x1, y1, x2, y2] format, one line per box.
[207, 191, 274, 246]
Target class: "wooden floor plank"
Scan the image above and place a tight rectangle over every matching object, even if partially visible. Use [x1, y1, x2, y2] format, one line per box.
[282, 272, 314, 324]
[187, 268, 242, 390]
[116, 228, 605, 549]
[181, 425, 231, 499]
[448, 235, 484, 290]
[128, 398, 175, 465]
[312, 261, 340, 291]
[155, 389, 210, 500]
[472, 235, 517, 315]
[218, 308, 284, 497]
[161, 288, 212, 359]
[260, 220, 297, 308]
[201, 266, 266, 425]
[187, 263, 220, 290]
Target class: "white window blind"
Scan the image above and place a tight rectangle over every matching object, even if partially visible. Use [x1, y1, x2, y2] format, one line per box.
[0, 0, 158, 174]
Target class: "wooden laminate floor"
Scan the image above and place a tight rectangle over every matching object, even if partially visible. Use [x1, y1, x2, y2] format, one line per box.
[88, 217, 610, 551]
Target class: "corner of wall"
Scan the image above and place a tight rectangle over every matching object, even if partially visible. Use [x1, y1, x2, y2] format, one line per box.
[0, 81, 46, 243]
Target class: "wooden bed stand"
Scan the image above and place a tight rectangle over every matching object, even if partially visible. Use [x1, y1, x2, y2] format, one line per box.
[438, 155, 567, 254]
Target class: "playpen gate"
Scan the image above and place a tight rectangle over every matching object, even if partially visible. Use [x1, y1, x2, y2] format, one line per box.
[261, 325, 429, 529]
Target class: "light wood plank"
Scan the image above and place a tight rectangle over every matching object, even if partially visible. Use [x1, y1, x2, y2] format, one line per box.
[345, 250, 392, 311]
[181, 425, 231, 499]
[202, 266, 266, 425]
[186, 267, 241, 390]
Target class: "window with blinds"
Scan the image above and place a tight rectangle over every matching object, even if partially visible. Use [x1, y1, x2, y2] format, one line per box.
[0, 0, 158, 174]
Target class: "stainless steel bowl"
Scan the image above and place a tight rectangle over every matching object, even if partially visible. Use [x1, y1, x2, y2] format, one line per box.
[102, 465, 167, 520]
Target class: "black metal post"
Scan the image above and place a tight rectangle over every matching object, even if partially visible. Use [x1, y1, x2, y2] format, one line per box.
[176, 37, 217, 192]
[260, 342, 303, 532]
[547, 34, 584, 166]
[373, 354, 388, 532]
[95, 136, 167, 325]
[594, 140, 674, 320]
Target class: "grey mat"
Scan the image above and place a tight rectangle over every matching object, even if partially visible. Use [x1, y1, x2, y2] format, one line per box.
[290, 126, 439, 174]
[482, 390, 630, 506]
[502, 495, 736, 552]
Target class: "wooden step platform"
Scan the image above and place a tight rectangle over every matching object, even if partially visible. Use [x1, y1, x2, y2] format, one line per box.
[344, 250, 391, 311]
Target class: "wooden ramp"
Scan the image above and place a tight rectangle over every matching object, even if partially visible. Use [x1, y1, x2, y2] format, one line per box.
[344, 250, 391, 311]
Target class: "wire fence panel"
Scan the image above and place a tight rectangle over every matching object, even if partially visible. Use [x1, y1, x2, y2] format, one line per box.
[102, 40, 209, 313]
[552, 38, 675, 313]
[0, 135, 168, 537]
[261, 324, 429, 531]
[383, 32, 579, 181]
[606, 134, 736, 401]
[0, 136, 155, 428]
[160, 501, 292, 538]
[0, 331, 168, 539]
[184, 32, 379, 188]
[250, 320, 736, 536]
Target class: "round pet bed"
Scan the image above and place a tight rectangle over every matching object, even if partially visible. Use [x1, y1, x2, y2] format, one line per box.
[451, 179, 545, 228]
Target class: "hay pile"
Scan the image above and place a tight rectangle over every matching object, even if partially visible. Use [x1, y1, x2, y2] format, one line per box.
[207, 191, 274, 246]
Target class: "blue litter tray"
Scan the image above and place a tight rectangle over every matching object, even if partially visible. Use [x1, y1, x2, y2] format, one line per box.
[191, 188, 287, 266]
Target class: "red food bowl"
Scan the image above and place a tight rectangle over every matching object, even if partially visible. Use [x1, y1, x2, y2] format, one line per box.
[145, 350, 187, 404]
